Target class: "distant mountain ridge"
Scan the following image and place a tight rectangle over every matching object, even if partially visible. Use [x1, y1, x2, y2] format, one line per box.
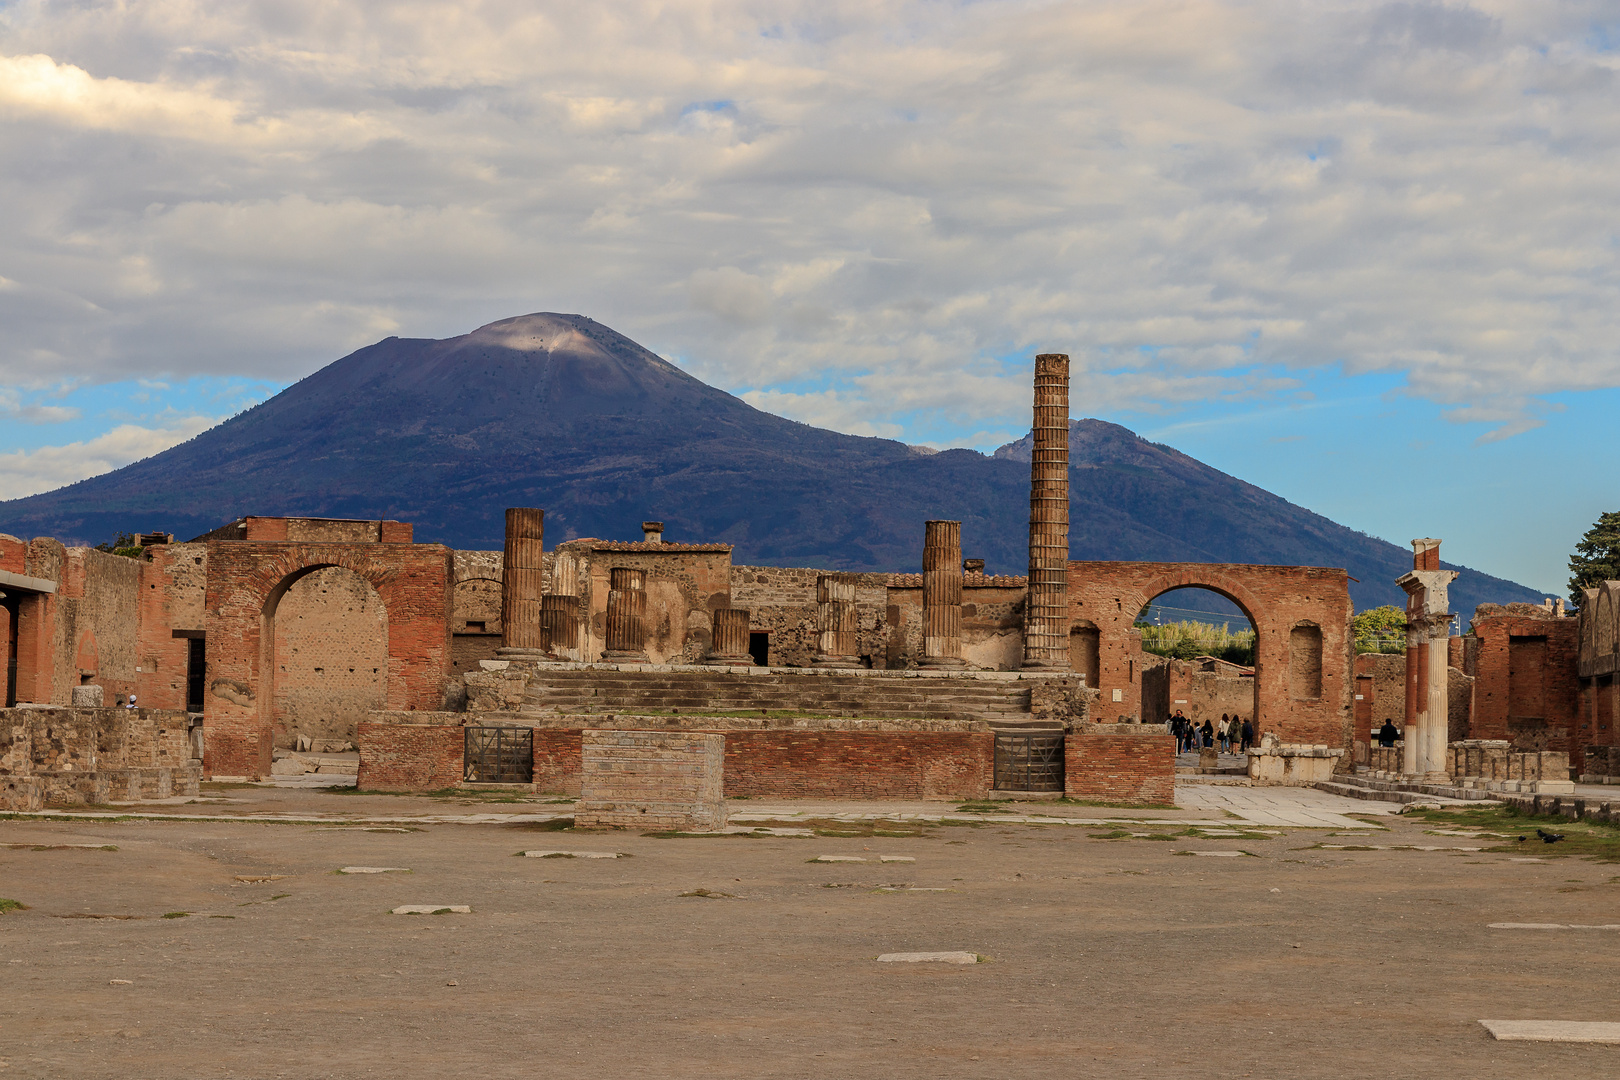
[0, 312, 1541, 613]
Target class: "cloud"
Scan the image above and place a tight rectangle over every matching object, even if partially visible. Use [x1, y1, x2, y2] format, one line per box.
[0, 417, 218, 500]
[0, 1, 1617, 442]
[0, 388, 80, 423]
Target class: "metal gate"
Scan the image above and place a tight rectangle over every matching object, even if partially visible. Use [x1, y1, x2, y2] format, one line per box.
[993, 731, 1065, 791]
[464, 726, 534, 784]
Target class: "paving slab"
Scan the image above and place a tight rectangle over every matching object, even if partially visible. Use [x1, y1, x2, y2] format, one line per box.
[390, 905, 471, 915]
[336, 866, 410, 874]
[521, 850, 624, 859]
[875, 952, 979, 964]
[1480, 1020, 1620, 1044]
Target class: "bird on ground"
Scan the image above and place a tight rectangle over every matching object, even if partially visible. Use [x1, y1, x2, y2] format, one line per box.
[1536, 828, 1564, 844]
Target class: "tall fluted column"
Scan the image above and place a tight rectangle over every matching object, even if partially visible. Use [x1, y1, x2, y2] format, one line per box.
[921, 520, 965, 668]
[813, 575, 861, 668]
[1023, 353, 1071, 669]
[499, 507, 545, 655]
[708, 608, 753, 667]
[602, 567, 649, 664]
[1398, 538, 1457, 780]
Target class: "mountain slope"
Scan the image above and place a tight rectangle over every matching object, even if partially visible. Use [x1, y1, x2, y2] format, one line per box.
[0, 312, 1541, 613]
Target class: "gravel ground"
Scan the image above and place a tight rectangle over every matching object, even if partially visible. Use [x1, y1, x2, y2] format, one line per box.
[1, 793, 1617, 1079]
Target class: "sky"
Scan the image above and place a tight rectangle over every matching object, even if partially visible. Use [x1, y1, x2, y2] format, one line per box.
[1, 1, 1617, 597]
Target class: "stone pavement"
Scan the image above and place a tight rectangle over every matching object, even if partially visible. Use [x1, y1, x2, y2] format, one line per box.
[1173, 783, 1407, 827]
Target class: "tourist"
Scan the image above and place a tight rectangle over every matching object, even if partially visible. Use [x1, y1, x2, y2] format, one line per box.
[1200, 719, 1214, 748]
[126, 694, 137, 710]
[1377, 718, 1399, 747]
[1218, 714, 1231, 753]
[1239, 717, 1254, 753]
[1173, 710, 1189, 751]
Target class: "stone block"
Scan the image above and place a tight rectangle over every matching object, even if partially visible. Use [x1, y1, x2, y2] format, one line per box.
[574, 729, 725, 831]
[71, 685, 104, 707]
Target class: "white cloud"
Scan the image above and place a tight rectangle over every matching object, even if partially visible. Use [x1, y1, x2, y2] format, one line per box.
[0, 1, 1617, 440]
[0, 417, 218, 500]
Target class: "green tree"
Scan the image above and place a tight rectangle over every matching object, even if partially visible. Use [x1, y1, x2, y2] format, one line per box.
[1568, 510, 1620, 608]
[1352, 605, 1406, 654]
[94, 532, 146, 559]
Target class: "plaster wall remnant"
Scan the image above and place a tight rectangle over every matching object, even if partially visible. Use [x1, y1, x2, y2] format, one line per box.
[1398, 538, 1459, 780]
[813, 575, 861, 668]
[540, 595, 582, 661]
[707, 608, 752, 666]
[921, 520, 966, 669]
[1023, 353, 1070, 670]
[499, 508, 545, 655]
[602, 568, 650, 663]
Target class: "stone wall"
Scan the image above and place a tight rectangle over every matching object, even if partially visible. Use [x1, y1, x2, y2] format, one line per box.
[884, 579, 1026, 670]
[0, 706, 199, 810]
[562, 542, 733, 664]
[731, 566, 889, 667]
[1140, 658, 1255, 727]
[1063, 724, 1175, 804]
[1352, 652, 1407, 739]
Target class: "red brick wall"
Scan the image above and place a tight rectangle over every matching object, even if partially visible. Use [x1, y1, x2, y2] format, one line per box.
[528, 727, 993, 799]
[1068, 561, 1353, 747]
[357, 722, 462, 791]
[1065, 725, 1175, 805]
[1471, 613, 1581, 766]
[272, 566, 389, 748]
[136, 544, 208, 711]
[203, 540, 452, 777]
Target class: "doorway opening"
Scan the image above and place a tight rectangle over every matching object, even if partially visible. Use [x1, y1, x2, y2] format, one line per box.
[748, 632, 770, 667]
[1136, 586, 1257, 769]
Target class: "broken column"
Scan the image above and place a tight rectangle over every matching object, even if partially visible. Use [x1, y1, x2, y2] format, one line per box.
[1023, 353, 1071, 670]
[602, 567, 650, 664]
[538, 548, 582, 661]
[708, 608, 753, 666]
[499, 507, 545, 656]
[813, 575, 861, 668]
[1398, 538, 1458, 781]
[920, 520, 965, 669]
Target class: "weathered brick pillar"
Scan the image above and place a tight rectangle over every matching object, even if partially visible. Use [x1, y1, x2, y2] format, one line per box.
[602, 567, 649, 663]
[539, 595, 581, 662]
[707, 608, 752, 666]
[1023, 353, 1071, 670]
[921, 520, 965, 669]
[1397, 538, 1457, 780]
[813, 574, 861, 668]
[499, 507, 545, 655]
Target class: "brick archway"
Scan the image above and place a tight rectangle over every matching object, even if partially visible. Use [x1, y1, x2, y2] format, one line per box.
[1067, 561, 1353, 746]
[203, 541, 452, 777]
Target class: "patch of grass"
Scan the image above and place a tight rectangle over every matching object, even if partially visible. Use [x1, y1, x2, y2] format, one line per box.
[677, 889, 737, 899]
[1054, 797, 1178, 810]
[1408, 806, 1620, 863]
[161, 911, 191, 919]
[955, 802, 1013, 814]
[0, 897, 29, 914]
[199, 781, 263, 791]
[939, 819, 986, 829]
[325, 786, 542, 802]
[269, 893, 291, 901]
[209, 914, 235, 919]
[642, 830, 759, 839]
[1088, 830, 1133, 840]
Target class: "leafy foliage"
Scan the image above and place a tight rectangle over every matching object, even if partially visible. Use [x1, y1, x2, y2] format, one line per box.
[1352, 604, 1407, 654]
[1137, 619, 1255, 666]
[93, 531, 146, 559]
[1568, 510, 1620, 608]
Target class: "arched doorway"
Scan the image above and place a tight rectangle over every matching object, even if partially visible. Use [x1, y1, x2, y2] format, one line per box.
[267, 566, 388, 753]
[1136, 586, 1257, 769]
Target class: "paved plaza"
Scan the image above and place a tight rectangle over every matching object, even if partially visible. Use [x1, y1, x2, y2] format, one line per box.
[2, 782, 1616, 1079]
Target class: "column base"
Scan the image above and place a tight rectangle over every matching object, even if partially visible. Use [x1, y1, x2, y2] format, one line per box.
[813, 656, 864, 669]
[496, 647, 550, 660]
[601, 650, 650, 664]
[919, 657, 967, 669]
[1020, 659, 1071, 671]
[705, 654, 753, 667]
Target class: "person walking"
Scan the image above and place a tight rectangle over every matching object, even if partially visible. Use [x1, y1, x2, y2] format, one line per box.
[1200, 719, 1214, 749]
[1239, 716, 1254, 754]
[1172, 710, 1189, 752]
[1377, 718, 1399, 747]
[1217, 714, 1231, 753]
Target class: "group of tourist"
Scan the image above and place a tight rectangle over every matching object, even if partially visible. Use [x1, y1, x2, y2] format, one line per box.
[1167, 710, 1253, 754]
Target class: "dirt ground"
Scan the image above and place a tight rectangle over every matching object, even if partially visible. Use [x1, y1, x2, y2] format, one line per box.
[2, 791, 1618, 1079]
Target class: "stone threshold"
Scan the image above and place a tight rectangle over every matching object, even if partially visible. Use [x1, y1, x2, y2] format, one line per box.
[477, 659, 1073, 682]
